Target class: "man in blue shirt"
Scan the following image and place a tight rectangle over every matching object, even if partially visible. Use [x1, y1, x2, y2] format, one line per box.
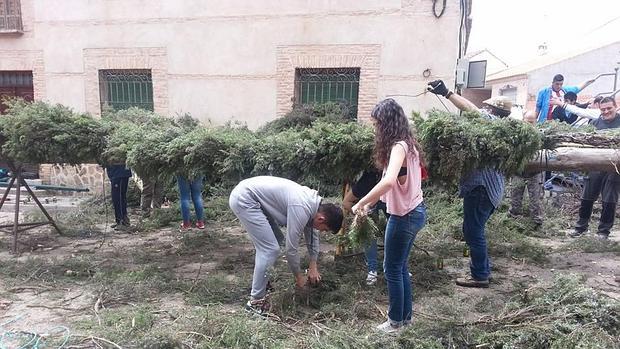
[428, 80, 507, 288]
[535, 74, 599, 124]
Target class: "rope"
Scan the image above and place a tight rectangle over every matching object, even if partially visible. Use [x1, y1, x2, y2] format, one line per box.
[0, 315, 70, 349]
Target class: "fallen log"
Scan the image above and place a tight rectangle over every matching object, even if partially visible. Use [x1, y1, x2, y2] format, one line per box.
[525, 147, 620, 173]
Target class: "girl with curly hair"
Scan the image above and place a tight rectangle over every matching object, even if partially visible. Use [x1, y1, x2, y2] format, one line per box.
[352, 98, 426, 333]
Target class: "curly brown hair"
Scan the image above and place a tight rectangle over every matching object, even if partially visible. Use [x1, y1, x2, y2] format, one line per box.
[370, 98, 425, 169]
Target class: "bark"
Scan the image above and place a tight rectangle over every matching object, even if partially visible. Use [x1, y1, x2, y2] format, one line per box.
[525, 147, 620, 173]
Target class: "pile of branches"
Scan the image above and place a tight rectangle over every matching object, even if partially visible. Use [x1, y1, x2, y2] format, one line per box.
[470, 274, 619, 347]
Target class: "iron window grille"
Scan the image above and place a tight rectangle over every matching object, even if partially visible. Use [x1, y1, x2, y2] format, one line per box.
[294, 68, 360, 118]
[0, 71, 32, 87]
[99, 69, 154, 112]
[0, 0, 23, 32]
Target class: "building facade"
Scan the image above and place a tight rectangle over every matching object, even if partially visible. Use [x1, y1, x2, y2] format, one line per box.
[0, 0, 467, 128]
[485, 41, 620, 112]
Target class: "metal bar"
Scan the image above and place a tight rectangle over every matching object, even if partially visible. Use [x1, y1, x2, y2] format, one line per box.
[22, 178, 62, 234]
[0, 221, 50, 228]
[12, 171, 20, 254]
[0, 176, 16, 211]
[0, 182, 89, 192]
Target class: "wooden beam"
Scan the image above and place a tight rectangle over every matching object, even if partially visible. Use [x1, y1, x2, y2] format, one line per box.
[525, 147, 620, 173]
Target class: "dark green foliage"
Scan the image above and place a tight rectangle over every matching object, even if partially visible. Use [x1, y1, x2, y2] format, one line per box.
[0, 99, 106, 165]
[258, 102, 354, 133]
[419, 110, 543, 186]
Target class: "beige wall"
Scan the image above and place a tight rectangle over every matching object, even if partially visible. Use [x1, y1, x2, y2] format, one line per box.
[488, 75, 530, 108]
[1, 0, 463, 127]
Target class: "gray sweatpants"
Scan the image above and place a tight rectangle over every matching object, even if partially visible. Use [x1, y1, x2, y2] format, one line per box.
[229, 189, 284, 300]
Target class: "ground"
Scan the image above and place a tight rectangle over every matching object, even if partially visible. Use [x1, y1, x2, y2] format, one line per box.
[0, 189, 618, 348]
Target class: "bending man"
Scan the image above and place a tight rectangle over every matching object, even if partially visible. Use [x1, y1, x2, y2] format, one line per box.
[229, 176, 343, 315]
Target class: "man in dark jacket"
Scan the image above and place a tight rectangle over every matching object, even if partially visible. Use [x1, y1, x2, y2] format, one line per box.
[565, 97, 620, 239]
[106, 165, 132, 230]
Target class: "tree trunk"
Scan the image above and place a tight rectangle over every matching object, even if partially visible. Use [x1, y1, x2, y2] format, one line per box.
[525, 147, 620, 173]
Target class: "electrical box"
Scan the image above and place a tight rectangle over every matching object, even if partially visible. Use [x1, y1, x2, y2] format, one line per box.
[456, 58, 469, 87]
[456, 58, 488, 88]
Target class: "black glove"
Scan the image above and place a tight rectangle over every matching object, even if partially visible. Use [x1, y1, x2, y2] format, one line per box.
[427, 80, 449, 97]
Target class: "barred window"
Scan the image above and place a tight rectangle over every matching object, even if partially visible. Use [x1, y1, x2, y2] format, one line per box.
[294, 68, 360, 118]
[0, 71, 33, 114]
[0, 0, 23, 32]
[99, 69, 154, 112]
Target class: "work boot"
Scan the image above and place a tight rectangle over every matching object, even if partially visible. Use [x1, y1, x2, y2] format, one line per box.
[597, 202, 616, 237]
[572, 199, 595, 237]
[456, 276, 490, 288]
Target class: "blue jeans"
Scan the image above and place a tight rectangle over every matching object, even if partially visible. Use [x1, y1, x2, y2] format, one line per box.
[383, 203, 426, 325]
[365, 239, 378, 273]
[177, 176, 204, 222]
[462, 186, 495, 281]
[365, 201, 388, 273]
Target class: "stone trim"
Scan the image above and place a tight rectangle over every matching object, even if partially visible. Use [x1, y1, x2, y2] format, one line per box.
[83, 47, 168, 116]
[276, 44, 381, 122]
[0, 49, 45, 100]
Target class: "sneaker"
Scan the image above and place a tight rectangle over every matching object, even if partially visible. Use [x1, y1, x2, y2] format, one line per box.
[596, 233, 609, 240]
[569, 230, 587, 238]
[456, 276, 489, 288]
[366, 271, 378, 286]
[179, 222, 192, 231]
[245, 297, 270, 316]
[195, 221, 205, 229]
[376, 320, 401, 334]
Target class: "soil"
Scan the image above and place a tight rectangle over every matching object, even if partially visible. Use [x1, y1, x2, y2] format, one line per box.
[0, 205, 618, 346]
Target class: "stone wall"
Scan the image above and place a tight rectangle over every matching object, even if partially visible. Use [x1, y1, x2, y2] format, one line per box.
[39, 164, 105, 194]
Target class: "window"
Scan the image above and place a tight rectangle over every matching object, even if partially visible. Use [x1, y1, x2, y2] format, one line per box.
[500, 86, 517, 104]
[99, 69, 154, 112]
[0, 71, 33, 114]
[0, 0, 23, 32]
[294, 68, 360, 118]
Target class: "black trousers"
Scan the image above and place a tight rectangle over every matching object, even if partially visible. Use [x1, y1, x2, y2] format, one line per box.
[110, 177, 129, 224]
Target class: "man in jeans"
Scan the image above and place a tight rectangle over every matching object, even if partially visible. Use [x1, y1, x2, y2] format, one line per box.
[551, 97, 620, 239]
[428, 80, 508, 288]
[229, 176, 343, 315]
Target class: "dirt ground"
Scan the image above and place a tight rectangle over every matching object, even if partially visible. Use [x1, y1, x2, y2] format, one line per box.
[0, 194, 618, 348]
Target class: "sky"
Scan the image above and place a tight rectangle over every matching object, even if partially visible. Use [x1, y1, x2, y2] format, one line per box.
[468, 0, 620, 66]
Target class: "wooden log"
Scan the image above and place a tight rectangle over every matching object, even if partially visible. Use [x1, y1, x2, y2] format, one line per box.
[525, 147, 620, 173]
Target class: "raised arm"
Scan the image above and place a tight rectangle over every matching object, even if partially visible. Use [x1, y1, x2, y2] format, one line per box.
[427, 80, 478, 112]
[577, 74, 601, 92]
[550, 97, 600, 120]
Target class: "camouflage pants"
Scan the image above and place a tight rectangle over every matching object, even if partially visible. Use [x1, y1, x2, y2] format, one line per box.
[510, 173, 543, 224]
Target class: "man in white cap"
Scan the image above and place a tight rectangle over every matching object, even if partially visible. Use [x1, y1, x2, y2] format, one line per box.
[427, 80, 508, 288]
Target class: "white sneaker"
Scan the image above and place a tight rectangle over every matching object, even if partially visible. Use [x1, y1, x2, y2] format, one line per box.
[376, 320, 401, 334]
[366, 271, 378, 286]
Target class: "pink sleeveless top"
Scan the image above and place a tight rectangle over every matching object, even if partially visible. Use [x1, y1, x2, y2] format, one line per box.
[380, 141, 424, 216]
